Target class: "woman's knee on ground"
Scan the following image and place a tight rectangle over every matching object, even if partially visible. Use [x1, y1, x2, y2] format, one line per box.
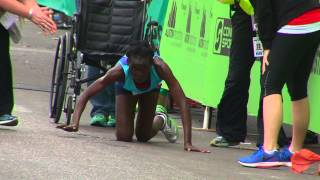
[135, 131, 152, 142]
[116, 130, 133, 142]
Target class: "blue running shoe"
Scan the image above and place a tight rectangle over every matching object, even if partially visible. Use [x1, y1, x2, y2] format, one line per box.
[279, 147, 293, 167]
[238, 147, 291, 168]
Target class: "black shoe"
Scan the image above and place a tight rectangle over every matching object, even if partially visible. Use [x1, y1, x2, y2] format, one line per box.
[0, 114, 18, 126]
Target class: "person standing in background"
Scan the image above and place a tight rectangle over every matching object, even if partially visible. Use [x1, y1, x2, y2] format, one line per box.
[239, 0, 320, 168]
[0, 0, 56, 126]
[209, 0, 288, 148]
[74, 0, 116, 128]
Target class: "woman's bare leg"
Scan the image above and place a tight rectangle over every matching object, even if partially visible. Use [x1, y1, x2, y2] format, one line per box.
[115, 93, 138, 142]
[135, 91, 163, 142]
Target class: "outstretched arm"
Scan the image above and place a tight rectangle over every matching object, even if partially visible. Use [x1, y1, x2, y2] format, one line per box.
[58, 65, 123, 132]
[0, 0, 31, 18]
[0, 0, 56, 34]
[155, 58, 210, 153]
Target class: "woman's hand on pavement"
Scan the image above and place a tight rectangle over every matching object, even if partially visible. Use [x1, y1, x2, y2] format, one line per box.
[184, 143, 211, 153]
[56, 124, 79, 132]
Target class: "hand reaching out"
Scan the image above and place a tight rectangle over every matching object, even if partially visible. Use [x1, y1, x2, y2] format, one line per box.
[40, 7, 54, 18]
[30, 7, 57, 34]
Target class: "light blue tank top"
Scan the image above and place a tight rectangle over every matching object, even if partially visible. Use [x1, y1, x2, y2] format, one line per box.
[118, 56, 162, 95]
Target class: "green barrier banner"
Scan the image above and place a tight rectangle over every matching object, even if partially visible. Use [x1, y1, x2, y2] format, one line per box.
[160, 0, 320, 133]
[37, 0, 76, 16]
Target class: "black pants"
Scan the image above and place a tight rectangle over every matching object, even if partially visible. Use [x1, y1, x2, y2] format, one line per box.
[216, 9, 288, 146]
[0, 24, 14, 116]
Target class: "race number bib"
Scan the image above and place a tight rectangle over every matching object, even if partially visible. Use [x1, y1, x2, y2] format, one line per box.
[253, 36, 263, 57]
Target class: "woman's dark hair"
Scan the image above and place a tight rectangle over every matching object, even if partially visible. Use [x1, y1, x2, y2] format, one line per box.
[126, 41, 154, 65]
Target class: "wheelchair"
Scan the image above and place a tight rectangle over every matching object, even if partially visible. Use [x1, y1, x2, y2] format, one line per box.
[49, 0, 162, 125]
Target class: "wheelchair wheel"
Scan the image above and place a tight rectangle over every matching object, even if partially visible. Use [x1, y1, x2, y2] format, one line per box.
[49, 37, 61, 118]
[49, 33, 70, 123]
[63, 30, 77, 125]
[65, 95, 73, 125]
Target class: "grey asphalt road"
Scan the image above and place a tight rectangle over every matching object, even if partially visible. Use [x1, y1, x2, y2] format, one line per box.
[0, 21, 318, 180]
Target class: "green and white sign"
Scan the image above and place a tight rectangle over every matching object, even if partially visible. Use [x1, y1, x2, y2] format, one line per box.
[160, 0, 320, 133]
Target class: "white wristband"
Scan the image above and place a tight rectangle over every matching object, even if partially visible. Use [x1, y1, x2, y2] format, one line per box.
[28, 8, 33, 19]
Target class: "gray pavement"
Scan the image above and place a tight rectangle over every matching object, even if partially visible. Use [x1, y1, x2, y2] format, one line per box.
[1, 21, 319, 180]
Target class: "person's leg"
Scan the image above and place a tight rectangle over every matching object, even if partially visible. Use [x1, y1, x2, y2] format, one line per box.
[115, 92, 138, 142]
[0, 25, 14, 116]
[0, 25, 18, 126]
[214, 10, 255, 144]
[261, 36, 297, 152]
[156, 88, 169, 113]
[290, 98, 310, 151]
[256, 74, 289, 148]
[238, 32, 318, 168]
[286, 33, 320, 152]
[155, 88, 179, 143]
[263, 32, 320, 152]
[155, 88, 172, 119]
[256, 96, 289, 148]
[135, 91, 162, 142]
[87, 65, 115, 127]
[262, 95, 283, 151]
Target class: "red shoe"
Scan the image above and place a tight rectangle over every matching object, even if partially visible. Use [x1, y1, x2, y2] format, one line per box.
[291, 149, 320, 175]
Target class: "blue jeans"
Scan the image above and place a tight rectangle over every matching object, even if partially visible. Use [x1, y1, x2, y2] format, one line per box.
[87, 66, 115, 117]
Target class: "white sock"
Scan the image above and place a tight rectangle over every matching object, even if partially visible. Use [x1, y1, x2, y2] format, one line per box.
[288, 146, 294, 154]
[264, 149, 277, 155]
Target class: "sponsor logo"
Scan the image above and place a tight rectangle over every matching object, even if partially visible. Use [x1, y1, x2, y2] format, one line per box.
[213, 18, 232, 56]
